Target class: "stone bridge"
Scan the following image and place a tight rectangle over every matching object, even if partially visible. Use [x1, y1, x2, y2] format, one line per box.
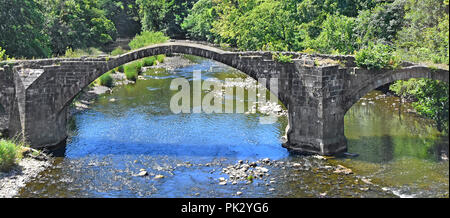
[0, 41, 448, 155]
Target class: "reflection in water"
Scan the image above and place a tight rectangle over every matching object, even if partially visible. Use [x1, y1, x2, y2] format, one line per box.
[343, 91, 448, 197]
[17, 57, 448, 198]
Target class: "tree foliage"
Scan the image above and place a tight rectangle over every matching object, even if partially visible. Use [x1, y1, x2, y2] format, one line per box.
[43, 0, 117, 55]
[0, 0, 51, 58]
[99, 0, 141, 37]
[136, 0, 197, 38]
[390, 79, 449, 134]
[182, 0, 218, 42]
[395, 0, 449, 64]
[0, 47, 7, 61]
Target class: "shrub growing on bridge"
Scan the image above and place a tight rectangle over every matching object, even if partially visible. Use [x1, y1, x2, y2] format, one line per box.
[111, 47, 127, 56]
[355, 43, 401, 70]
[129, 31, 169, 50]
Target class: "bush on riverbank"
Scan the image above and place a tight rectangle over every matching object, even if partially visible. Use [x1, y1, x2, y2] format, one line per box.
[143, 56, 156, 66]
[157, 55, 165, 63]
[125, 70, 137, 81]
[117, 65, 124, 73]
[96, 71, 114, 87]
[0, 140, 22, 172]
[124, 62, 142, 81]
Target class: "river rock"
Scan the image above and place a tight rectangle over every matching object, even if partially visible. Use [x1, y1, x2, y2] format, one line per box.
[137, 170, 148, 177]
[255, 167, 269, 173]
[292, 163, 302, 167]
[154, 174, 165, 179]
[333, 165, 353, 175]
[312, 155, 326, 160]
[361, 178, 373, 185]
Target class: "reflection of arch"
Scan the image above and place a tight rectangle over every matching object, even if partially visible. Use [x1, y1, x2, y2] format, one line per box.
[344, 66, 449, 113]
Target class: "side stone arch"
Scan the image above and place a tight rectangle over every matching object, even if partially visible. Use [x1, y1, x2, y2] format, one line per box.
[343, 66, 449, 113]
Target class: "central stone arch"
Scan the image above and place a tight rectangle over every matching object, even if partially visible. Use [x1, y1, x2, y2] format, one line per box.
[58, 42, 286, 116]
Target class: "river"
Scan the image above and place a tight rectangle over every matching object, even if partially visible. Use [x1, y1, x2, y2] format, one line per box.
[17, 56, 449, 198]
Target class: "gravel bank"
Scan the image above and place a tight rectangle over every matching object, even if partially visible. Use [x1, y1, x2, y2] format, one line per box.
[0, 155, 52, 198]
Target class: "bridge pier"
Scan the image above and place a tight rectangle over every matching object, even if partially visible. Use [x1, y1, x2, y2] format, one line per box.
[282, 64, 348, 155]
[283, 104, 347, 155]
[6, 66, 69, 148]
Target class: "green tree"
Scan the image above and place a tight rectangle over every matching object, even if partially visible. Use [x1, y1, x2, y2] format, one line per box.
[43, 0, 117, 55]
[303, 14, 357, 54]
[211, 0, 303, 51]
[390, 79, 449, 134]
[395, 0, 449, 64]
[136, 0, 196, 38]
[182, 0, 218, 42]
[99, 0, 141, 37]
[354, 1, 406, 49]
[0, 0, 51, 58]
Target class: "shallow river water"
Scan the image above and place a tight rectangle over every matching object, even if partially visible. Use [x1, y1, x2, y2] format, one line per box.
[18, 56, 449, 198]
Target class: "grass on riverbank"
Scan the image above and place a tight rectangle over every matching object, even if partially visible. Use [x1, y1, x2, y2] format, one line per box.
[0, 139, 23, 172]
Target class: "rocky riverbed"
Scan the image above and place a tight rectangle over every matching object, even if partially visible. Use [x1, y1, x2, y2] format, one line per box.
[0, 148, 52, 198]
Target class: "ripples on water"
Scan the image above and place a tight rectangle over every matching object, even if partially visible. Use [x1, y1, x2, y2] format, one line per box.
[18, 57, 449, 198]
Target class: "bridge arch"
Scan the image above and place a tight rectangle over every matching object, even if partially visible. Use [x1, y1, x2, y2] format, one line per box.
[343, 66, 449, 113]
[59, 42, 285, 115]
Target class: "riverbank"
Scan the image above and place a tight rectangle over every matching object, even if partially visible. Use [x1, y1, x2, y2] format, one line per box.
[0, 147, 51, 198]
